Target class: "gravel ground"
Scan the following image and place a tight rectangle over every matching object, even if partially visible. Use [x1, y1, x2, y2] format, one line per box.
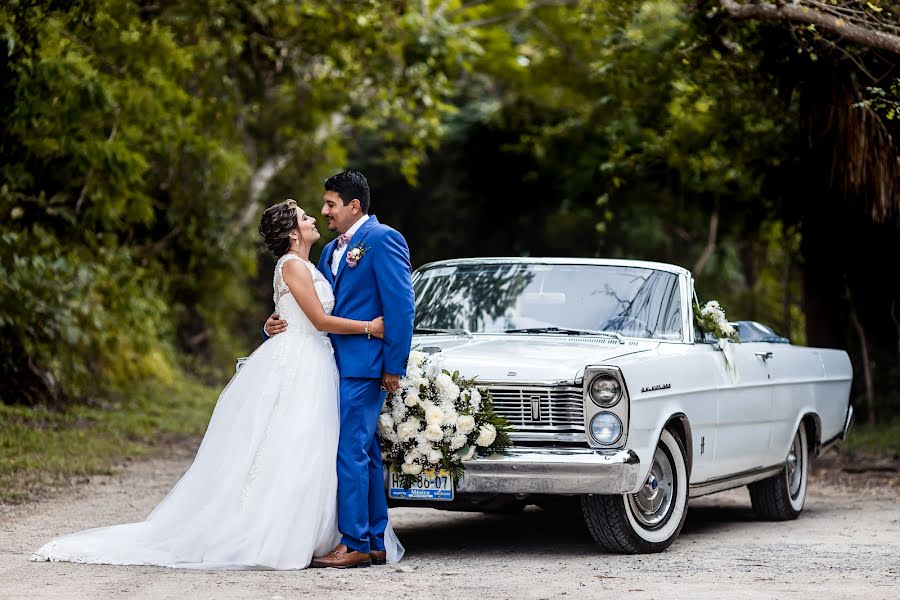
[1, 450, 897, 600]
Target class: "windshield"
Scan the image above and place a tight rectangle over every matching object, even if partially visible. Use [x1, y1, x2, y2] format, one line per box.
[413, 263, 684, 340]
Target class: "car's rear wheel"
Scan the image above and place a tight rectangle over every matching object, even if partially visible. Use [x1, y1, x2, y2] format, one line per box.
[581, 429, 689, 554]
[748, 424, 808, 520]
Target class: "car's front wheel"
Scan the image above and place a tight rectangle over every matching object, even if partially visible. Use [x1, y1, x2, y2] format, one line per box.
[581, 429, 689, 554]
[748, 424, 808, 520]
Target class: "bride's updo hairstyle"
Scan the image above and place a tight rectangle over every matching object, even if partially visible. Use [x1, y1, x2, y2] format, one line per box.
[259, 200, 298, 257]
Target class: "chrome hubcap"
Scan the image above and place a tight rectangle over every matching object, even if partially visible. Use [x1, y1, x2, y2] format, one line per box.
[786, 430, 803, 498]
[629, 446, 675, 527]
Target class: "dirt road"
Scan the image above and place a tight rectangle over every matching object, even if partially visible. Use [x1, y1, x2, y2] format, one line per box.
[1, 451, 897, 600]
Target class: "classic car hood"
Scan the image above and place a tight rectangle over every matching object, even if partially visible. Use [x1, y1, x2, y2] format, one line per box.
[411, 334, 658, 382]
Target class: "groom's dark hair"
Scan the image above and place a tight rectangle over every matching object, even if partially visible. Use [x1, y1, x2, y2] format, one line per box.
[324, 170, 370, 213]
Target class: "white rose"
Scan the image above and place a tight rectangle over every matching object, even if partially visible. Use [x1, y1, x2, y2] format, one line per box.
[407, 350, 425, 370]
[424, 403, 445, 426]
[377, 414, 394, 436]
[401, 462, 422, 475]
[449, 434, 468, 451]
[435, 372, 453, 389]
[476, 423, 497, 447]
[435, 373, 460, 404]
[398, 418, 420, 441]
[404, 392, 421, 407]
[424, 424, 444, 442]
[427, 448, 443, 464]
[404, 450, 421, 464]
[456, 415, 476, 435]
[701, 300, 721, 314]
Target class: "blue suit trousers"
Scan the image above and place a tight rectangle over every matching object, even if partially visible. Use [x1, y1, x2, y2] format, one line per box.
[337, 377, 389, 554]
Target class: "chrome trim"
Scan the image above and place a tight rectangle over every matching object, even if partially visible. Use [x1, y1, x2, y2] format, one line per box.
[689, 465, 783, 498]
[483, 382, 584, 434]
[415, 257, 691, 277]
[583, 366, 630, 449]
[453, 447, 641, 495]
[587, 373, 623, 407]
[821, 404, 855, 454]
[508, 432, 588, 444]
[481, 379, 578, 387]
[589, 412, 624, 446]
[841, 404, 855, 440]
[681, 271, 694, 344]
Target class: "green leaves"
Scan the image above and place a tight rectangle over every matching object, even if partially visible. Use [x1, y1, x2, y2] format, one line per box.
[1, 0, 509, 405]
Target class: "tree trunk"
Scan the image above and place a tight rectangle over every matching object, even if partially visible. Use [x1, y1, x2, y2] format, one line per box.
[848, 286, 876, 425]
[693, 198, 720, 276]
[782, 251, 794, 339]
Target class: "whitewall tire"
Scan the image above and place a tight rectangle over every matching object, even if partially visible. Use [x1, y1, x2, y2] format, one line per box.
[581, 429, 689, 554]
[749, 424, 808, 520]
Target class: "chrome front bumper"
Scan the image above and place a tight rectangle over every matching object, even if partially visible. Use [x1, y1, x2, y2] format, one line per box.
[452, 446, 641, 495]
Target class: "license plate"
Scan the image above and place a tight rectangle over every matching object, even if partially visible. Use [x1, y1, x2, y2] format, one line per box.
[388, 467, 454, 501]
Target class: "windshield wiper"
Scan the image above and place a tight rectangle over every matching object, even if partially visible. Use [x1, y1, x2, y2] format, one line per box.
[414, 327, 473, 339]
[503, 327, 625, 343]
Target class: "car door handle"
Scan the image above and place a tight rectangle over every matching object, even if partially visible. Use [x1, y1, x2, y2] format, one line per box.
[755, 351, 774, 361]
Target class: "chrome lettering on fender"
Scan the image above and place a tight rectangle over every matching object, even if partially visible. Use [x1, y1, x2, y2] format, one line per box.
[640, 383, 672, 393]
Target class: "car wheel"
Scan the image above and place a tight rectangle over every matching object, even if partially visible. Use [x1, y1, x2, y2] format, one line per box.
[748, 424, 808, 520]
[581, 429, 689, 554]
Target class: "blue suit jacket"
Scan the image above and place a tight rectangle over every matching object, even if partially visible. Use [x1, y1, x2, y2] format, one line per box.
[316, 215, 415, 379]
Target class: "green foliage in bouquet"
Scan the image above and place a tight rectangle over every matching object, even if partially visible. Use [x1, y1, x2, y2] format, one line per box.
[693, 300, 739, 342]
[379, 350, 512, 490]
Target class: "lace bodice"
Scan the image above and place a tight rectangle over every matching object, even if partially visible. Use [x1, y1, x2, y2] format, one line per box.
[273, 254, 335, 337]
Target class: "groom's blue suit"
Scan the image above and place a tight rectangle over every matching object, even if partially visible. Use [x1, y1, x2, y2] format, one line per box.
[317, 215, 415, 555]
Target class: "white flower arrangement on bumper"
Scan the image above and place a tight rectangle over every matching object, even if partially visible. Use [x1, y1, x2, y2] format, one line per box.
[378, 349, 512, 489]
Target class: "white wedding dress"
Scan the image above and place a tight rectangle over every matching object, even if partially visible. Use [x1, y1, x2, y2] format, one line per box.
[32, 254, 403, 569]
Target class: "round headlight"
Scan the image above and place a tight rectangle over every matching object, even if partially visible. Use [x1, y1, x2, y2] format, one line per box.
[590, 412, 623, 446]
[589, 375, 622, 407]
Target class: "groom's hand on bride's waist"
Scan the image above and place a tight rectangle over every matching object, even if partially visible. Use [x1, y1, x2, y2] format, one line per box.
[265, 312, 287, 336]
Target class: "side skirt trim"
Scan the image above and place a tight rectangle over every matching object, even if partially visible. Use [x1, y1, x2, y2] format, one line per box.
[689, 464, 783, 498]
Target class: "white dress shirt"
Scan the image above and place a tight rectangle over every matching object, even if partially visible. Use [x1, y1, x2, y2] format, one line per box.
[331, 214, 369, 275]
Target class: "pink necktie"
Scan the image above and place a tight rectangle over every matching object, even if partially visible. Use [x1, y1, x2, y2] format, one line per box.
[336, 233, 351, 249]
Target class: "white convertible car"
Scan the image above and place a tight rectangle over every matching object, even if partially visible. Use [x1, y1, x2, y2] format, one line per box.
[387, 258, 854, 554]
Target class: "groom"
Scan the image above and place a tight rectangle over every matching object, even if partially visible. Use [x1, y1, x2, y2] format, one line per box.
[266, 170, 414, 568]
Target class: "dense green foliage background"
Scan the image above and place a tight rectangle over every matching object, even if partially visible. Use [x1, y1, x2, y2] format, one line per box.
[2, 1, 899, 425]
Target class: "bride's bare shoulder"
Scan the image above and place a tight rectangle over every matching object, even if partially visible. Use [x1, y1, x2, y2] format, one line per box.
[281, 257, 314, 282]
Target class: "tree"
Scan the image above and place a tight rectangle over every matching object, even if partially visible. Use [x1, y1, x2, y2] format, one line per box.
[0, 0, 486, 405]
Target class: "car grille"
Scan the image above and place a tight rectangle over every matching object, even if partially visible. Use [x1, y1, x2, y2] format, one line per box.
[484, 384, 585, 435]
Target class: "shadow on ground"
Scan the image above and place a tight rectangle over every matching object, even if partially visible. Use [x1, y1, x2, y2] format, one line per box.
[393, 498, 767, 558]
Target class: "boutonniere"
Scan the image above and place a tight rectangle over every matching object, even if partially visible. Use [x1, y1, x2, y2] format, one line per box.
[346, 243, 369, 268]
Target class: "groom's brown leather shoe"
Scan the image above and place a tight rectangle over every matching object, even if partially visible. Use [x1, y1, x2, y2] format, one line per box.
[370, 550, 386, 565]
[310, 544, 371, 569]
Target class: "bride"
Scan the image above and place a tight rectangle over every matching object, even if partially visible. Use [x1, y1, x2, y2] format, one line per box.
[32, 199, 403, 569]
